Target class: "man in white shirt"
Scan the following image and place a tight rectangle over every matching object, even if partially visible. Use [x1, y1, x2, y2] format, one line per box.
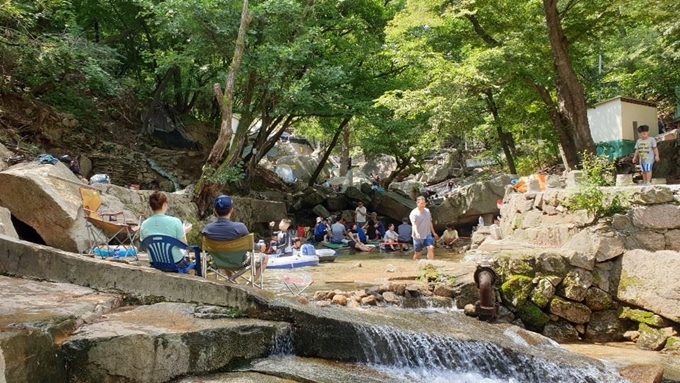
[355, 201, 367, 227]
[409, 196, 439, 260]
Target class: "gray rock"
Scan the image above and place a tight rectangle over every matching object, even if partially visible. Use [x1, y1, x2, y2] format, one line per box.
[617, 249, 680, 323]
[631, 204, 680, 230]
[628, 231, 667, 251]
[373, 191, 416, 222]
[584, 287, 612, 311]
[324, 195, 347, 212]
[382, 291, 399, 304]
[627, 186, 675, 205]
[618, 364, 664, 383]
[343, 186, 371, 204]
[531, 279, 556, 308]
[665, 230, 680, 252]
[360, 155, 397, 179]
[432, 175, 511, 226]
[591, 268, 611, 292]
[636, 324, 672, 351]
[433, 284, 454, 298]
[565, 171, 585, 189]
[0, 162, 98, 252]
[584, 310, 626, 342]
[300, 187, 327, 207]
[549, 296, 592, 324]
[559, 268, 594, 302]
[0, 206, 18, 239]
[312, 205, 331, 220]
[65, 303, 288, 383]
[619, 307, 671, 328]
[542, 320, 580, 343]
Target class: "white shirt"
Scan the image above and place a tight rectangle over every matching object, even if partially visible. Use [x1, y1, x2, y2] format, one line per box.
[356, 206, 367, 223]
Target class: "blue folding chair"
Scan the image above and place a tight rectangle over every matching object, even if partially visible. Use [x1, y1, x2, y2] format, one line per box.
[141, 235, 202, 276]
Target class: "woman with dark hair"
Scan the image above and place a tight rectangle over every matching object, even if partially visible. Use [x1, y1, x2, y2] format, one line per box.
[140, 191, 192, 267]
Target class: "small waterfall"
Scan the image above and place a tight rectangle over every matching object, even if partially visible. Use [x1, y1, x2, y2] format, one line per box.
[270, 325, 294, 356]
[146, 158, 181, 191]
[353, 324, 626, 383]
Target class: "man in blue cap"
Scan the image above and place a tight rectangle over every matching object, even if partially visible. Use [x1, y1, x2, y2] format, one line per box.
[202, 195, 268, 283]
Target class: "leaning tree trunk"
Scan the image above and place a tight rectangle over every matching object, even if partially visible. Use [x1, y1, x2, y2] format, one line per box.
[484, 89, 517, 174]
[542, 0, 595, 155]
[308, 117, 351, 186]
[339, 124, 351, 176]
[194, 0, 252, 217]
[530, 79, 580, 170]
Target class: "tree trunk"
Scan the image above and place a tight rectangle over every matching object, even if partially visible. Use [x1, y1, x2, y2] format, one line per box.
[339, 124, 350, 176]
[529, 80, 579, 170]
[484, 90, 517, 174]
[308, 118, 351, 186]
[194, 0, 252, 217]
[542, 0, 595, 155]
[383, 156, 410, 189]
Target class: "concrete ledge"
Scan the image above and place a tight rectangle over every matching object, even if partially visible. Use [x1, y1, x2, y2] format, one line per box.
[0, 235, 272, 316]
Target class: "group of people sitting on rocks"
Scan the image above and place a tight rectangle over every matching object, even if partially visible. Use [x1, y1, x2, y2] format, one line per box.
[308, 198, 461, 258]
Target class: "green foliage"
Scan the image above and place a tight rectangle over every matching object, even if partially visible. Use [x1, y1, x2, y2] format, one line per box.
[565, 152, 622, 218]
[580, 151, 616, 187]
[205, 161, 245, 185]
[418, 263, 440, 282]
[564, 185, 624, 219]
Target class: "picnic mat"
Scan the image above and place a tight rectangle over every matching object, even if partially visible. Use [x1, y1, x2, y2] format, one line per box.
[321, 242, 348, 249]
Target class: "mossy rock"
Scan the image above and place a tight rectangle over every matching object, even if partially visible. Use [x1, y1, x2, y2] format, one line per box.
[517, 301, 550, 331]
[500, 275, 534, 309]
[665, 336, 680, 352]
[618, 307, 669, 327]
[496, 253, 536, 279]
[531, 279, 555, 309]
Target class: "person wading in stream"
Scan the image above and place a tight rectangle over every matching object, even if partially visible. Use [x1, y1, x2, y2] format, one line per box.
[409, 195, 439, 260]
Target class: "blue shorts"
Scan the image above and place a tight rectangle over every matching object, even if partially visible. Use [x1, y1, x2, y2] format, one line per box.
[413, 235, 434, 252]
[640, 162, 653, 172]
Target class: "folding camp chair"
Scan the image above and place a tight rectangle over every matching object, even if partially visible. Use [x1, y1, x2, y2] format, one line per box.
[141, 235, 202, 276]
[79, 186, 141, 259]
[201, 233, 262, 288]
[283, 274, 314, 296]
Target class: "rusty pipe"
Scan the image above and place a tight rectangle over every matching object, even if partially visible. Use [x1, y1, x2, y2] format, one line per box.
[474, 266, 498, 321]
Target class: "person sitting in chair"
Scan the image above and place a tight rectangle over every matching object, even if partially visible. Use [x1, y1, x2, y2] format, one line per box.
[202, 195, 268, 283]
[397, 217, 412, 251]
[140, 191, 193, 269]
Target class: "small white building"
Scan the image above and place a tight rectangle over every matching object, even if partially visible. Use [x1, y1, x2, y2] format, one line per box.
[587, 96, 657, 157]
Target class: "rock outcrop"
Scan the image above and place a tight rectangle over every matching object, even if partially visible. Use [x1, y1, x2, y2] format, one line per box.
[433, 175, 511, 226]
[617, 249, 680, 323]
[0, 162, 93, 252]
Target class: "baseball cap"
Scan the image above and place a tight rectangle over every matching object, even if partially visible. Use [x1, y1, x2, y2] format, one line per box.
[214, 195, 233, 211]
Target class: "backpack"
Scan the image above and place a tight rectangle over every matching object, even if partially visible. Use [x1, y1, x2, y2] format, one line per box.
[300, 243, 316, 256]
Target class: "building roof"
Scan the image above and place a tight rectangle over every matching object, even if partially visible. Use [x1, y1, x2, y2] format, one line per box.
[591, 96, 657, 108]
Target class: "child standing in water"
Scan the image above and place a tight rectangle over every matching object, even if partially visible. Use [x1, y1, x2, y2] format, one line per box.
[632, 125, 660, 185]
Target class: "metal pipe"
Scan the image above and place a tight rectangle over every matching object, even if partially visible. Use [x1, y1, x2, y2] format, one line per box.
[474, 264, 498, 322]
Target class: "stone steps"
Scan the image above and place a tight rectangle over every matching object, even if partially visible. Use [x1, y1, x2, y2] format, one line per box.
[61, 302, 291, 383]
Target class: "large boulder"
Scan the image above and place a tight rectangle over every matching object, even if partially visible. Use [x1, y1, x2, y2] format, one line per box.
[360, 155, 397, 179]
[373, 191, 416, 222]
[0, 162, 94, 252]
[276, 155, 327, 183]
[584, 310, 626, 342]
[617, 249, 680, 323]
[432, 175, 511, 226]
[0, 207, 18, 238]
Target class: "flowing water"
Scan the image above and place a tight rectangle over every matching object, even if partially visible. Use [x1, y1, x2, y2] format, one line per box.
[184, 247, 638, 382]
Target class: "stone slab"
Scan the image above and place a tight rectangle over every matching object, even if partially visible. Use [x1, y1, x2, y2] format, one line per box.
[63, 302, 290, 383]
[617, 249, 680, 323]
[0, 276, 121, 383]
[0, 235, 271, 315]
